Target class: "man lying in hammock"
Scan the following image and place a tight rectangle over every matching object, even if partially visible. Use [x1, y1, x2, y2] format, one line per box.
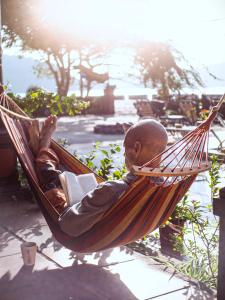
[29, 115, 168, 237]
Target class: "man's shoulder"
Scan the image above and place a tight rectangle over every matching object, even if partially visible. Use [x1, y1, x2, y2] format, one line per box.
[98, 172, 138, 197]
[98, 179, 129, 197]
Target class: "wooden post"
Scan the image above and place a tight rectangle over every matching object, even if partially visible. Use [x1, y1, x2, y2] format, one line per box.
[79, 50, 83, 98]
[0, 0, 3, 85]
[213, 187, 225, 300]
[103, 84, 115, 115]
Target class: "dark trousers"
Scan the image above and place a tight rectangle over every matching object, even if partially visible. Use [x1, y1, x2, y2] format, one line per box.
[35, 148, 67, 213]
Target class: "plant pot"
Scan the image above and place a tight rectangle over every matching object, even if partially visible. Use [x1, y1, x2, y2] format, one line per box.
[0, 124, 18, 180]
[159, 218, 186, 259]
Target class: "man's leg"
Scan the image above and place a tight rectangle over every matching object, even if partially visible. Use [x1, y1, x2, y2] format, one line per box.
[28, 120, 40, 156]
[30, 116, 67, 213]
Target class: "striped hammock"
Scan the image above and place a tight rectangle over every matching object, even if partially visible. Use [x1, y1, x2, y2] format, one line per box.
[0, 91, 224, 253]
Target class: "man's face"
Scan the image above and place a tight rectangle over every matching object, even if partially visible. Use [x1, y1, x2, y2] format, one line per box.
[123, 142, 136, 171]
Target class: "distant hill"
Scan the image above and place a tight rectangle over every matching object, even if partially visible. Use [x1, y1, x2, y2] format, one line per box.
[3, 55, 56, 94]
[198, 62, 225, 87]
[2, 54, 225, 94]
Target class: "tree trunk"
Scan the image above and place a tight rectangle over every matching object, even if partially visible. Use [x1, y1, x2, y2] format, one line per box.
[46, 51, 72, 98]
[57, 71, 70, 97]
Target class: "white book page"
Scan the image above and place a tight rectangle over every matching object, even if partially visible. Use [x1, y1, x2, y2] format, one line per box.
[77, 173, 98, 194]
[66, 172, 86, 205]
[59, 172, 98, 206]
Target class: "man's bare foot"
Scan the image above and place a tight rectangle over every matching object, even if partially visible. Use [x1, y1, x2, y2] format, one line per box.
[28, 120, 40, 155]
[39, 115, 57, 150]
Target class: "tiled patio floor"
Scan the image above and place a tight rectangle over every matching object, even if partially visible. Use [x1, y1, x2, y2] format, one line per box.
[0, 185, 216, 300]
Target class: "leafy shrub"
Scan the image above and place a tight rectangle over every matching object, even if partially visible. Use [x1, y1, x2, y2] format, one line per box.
[170, 155, 220, 288]
[75, 142, 126, 180]
[8, 89, 89, 117]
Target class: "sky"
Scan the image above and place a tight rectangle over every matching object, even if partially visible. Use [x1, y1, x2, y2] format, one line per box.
[4, 0, 225, 67]
[3, 0, 225, 93]
[37, 0, 225, 66]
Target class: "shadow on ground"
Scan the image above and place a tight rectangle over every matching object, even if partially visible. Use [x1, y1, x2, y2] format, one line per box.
[0, 264, 138, 300]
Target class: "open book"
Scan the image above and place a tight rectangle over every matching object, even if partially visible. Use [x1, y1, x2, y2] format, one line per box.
[59, 171, 98, 206]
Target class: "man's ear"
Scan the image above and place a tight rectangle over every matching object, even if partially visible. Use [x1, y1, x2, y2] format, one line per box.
[122, 122, 133, 134]
[134, 141, 142, 157]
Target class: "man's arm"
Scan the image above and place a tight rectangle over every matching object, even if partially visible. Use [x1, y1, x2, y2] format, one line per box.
[59, 180, 128, 237]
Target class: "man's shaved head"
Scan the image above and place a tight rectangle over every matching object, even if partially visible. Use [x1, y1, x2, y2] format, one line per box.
[124, 119, 168, 170]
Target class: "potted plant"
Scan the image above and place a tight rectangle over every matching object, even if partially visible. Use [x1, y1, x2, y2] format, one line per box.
[159, 194, 190, 259]
[0, 118, 18, 181]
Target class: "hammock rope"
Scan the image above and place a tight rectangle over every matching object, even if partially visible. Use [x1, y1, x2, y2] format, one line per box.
[0, 103, 33, 121]
[0, 89, 224, 252]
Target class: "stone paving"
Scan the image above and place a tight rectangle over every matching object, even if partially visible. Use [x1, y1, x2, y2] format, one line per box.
[0, 185, 216, 300]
